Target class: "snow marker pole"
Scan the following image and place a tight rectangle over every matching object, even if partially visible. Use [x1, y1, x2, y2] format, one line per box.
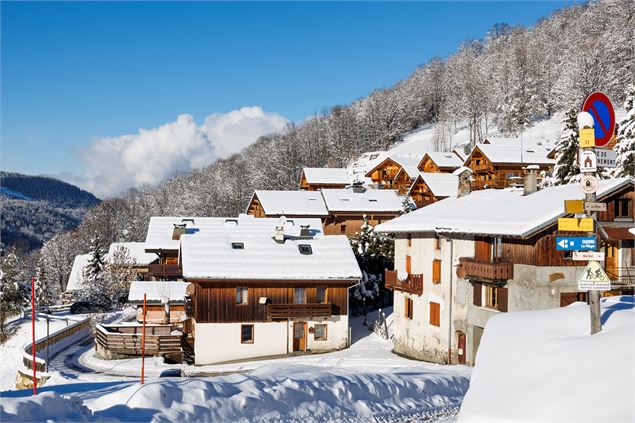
[31, 276, 36, 395]
[141, 293, 147, 384]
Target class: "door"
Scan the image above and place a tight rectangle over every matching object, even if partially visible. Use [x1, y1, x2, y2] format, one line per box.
[606, 242, 618, 278]
[457, 332, 466, 365]
[293, 322, 306, 351]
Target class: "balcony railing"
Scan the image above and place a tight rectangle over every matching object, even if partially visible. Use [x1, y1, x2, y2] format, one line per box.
[471, 179, 516, 190]
[267, 303, 333, 320]
[148, 263, 182, 278]
[606, 267, 635, 287]
[457, 257, 513, 282]
[384, 270, 424, 296]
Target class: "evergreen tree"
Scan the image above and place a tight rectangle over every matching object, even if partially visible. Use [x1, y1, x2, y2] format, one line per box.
[0, 249, 28, 341]
[612, 84, 635, 177]
[551, 107, 581, 185]
[82, 236, 109, 304]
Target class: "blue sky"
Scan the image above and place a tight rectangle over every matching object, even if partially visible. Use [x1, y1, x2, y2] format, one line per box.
[1, 1, 580, 194]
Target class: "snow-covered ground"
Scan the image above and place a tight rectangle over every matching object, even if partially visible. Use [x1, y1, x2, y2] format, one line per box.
[1, 309, 472, 422]
[458, 295, 635, 422]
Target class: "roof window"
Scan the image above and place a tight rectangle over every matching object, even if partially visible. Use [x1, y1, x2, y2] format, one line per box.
[232, 242, 245, 250]
[369, 199, 378, 202]
[298, 244, 313, 255]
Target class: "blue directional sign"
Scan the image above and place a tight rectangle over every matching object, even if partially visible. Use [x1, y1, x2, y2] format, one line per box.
[556, 237, 597, 251]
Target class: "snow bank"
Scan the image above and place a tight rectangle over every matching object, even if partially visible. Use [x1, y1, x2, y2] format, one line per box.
[458, 296, 635, 422]
[0, 392, 93, 422]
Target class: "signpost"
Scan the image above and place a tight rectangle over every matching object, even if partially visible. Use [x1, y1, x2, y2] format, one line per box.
[573, 251, 605, 261]
[578, 149, 597, 173]
[556, 237, 597, 251]
[557, 217, 594, 232]
[581, 92, 616, 148]
[564, 200, 585, 214]
[584, 201, 606, 212]
[580, 175, 599, 195]
[595, 148, 617, 168]
[578, 261, 611, 291]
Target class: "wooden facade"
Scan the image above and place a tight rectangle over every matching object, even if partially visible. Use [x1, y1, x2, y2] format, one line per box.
[417, 153, 461, 173]
[464, 146, 552, 190]
[365, 157, 404, 189]
[324, 212, 400, 236]
[407, 175, 448, 208]
[392, 168, 417, 195]
[246, 195, 267, 217]
[192, 281, 352, 323]
[299, 173, 348, 191]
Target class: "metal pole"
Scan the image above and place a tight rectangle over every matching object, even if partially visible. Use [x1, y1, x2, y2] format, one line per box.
[447, 237, 454, 364]
[141, 293, 147, 384]
[31, 276, 36, 395]
[46, 313, 50, 373]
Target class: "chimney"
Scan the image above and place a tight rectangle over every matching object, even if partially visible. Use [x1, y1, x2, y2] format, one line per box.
[274, 225, 285, 243]
[351, 182, 366, 194]
[455, 168, 472, 198]
[523, 165, 539, 195]
[172, 223, 187, 240]
[300, 225, 310, 237]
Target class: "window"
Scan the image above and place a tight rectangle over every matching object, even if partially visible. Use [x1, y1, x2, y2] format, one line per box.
[491, 237, 502, 259]
[407, 234, 412, 247]
[432, 260, 442, 284]
[406, 255, 412, 274]
[429, 302, 440, 327]
[298, 244, 313, 255]
[484, 285, 498, 309]
[316, 287, 328, 304]
[236, 287, 248, 304]
[614, 199, 632, 218]
[404, 297, 413, 320]
[232, 242, 244, 250]
[340, 224, 347, 233]
[314, 324, 327, 340]
[241, 324, 254, 343]
[294, 287, 306, 304]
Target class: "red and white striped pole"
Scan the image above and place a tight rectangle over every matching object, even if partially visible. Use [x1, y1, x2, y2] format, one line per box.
[141, 293, 147, 384]
[31, 276, 36, 395]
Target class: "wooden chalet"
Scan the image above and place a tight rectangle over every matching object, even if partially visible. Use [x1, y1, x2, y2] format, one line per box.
[246, 190, 329, 219]
[107, 242, 156, 281]
[299, 167, 350, 191]
[180, 234, 362, 364]
[464, 142, 554, 190]
[127, 281, 190, 324]
[365, 156, 421, 189]
[407, 172, 459, 208]
[417, 152, 463, 173]
[392, 160, 422, 195]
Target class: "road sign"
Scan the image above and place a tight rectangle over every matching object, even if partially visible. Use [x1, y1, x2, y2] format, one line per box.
[579, 128, 595, 148]
[556, 237, 597, 251]
[578, 260, 611, 291]
[573, 251, 605, 261]
[584, 201, 606, 212]
[579, 150, 597, 173]
[580, 175, 599, 194]
[558, 218, 594, 232]
[581, 92, 616, 148]
[595, 148, 617, 168]
[564, 199, 585, 214]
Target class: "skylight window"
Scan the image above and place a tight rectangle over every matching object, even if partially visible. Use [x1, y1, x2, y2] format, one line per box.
[232, 242, 245, 250]
[369, 199, 378, 202]
[298, 244, 313, 255]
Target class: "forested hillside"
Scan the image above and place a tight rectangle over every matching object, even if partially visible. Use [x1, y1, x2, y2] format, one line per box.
[24, 0, 635, 302]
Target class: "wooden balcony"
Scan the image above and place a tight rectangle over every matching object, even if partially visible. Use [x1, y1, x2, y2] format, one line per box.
[148, 263, 182, 279]
[95, 324, 182, 357]
[384, 270, 424, 296]
[606, 267, 635, 287]
[267, 303, 333, 320]
[457, 258, 513, 282]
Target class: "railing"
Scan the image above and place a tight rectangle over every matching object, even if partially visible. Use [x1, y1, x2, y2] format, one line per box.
[457, 257, 514, 282]
[471, 179, 516, 190]
[384, 270, 424, 296]
[266, 303, 333, 320]
[95, 324, 182, 356]
[148, 263, 182, 278]
[606, 267, 635, 287]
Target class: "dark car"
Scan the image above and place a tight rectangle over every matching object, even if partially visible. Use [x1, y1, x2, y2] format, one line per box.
[159, 369, 183, 378]
[70, 301, 109, 314]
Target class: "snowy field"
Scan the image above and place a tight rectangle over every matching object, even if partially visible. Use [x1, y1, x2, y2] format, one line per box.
[458, 296, 635, 422]
[0, 309, 472, 422]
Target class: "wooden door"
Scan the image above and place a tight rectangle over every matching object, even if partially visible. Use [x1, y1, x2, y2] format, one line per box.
[293, 322, 306, 351]
[457, 332, 466, 365]
[606, 242, 618, 277]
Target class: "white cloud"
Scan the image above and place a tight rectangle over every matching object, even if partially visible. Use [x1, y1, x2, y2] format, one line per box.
[70, 107, 289, 198]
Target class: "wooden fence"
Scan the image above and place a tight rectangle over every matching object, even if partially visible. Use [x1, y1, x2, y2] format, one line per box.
[95, 324, 182, 357]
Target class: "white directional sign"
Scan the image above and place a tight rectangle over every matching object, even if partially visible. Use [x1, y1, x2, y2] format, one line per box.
[573, 251, 605, 261]
[578, 260, 611, 291]
[595, 149, 617, 168]
[580, 175, 599, 194]
[579, 149, 597, 173]
[584, 201, 607, 212]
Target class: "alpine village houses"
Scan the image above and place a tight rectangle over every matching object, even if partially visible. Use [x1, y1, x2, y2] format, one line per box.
[376, 174, 634, 366]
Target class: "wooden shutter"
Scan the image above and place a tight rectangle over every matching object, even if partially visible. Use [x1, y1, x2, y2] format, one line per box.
[432, 260, 441, 284]
[406, 255, 412, 274]
[429, 302, 440, 327]
[475, 237, 491, 261]
[497, 287, 508, 312]
[473, 283, 482, 307]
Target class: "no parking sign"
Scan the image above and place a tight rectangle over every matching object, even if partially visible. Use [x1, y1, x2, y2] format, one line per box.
[581, 92, 616, 148]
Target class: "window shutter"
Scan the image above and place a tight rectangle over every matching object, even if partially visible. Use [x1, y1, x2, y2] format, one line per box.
[473, 283, 482, 307]
[498, 287, 508, 312]
[433, 260, 441, 284]
[406, 255, 412, 274]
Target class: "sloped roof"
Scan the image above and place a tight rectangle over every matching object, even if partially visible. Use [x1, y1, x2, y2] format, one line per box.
[145, 215, 324, 251]
[377, 177, 634, 238]
[422, 152, 463, 169]
[251, 190, 329, 217]
[302, 168, 351, 185]
[409, 173, 458, 198]
[66, 254, 91, 292]
[108, 242, 156, 265]
[321, 188, 403, 213]
[181, 235, 362, 280]
[128, 281, 190, 303]
[364, 154, 421, 178]
[472, 142, 555, 165]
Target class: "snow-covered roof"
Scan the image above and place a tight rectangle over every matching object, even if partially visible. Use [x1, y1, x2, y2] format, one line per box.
[302, 168, 351, 185]
[66, 254, 90, 292]
[251, 190, 329, 217]
[392, 156, 421, 178]
[181, 235, 361, 280]
[321, 188, 403, 213]
[452, 148, 467, 161]
[409, 173, 458, 198]
[377, 177, 634, 238]
[128, 281, 190, 303]
[108, 242, 156, 265]
[422, 152, 462, 169]
[145, 215, 324, 251]
[473, 142, 555, 165]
